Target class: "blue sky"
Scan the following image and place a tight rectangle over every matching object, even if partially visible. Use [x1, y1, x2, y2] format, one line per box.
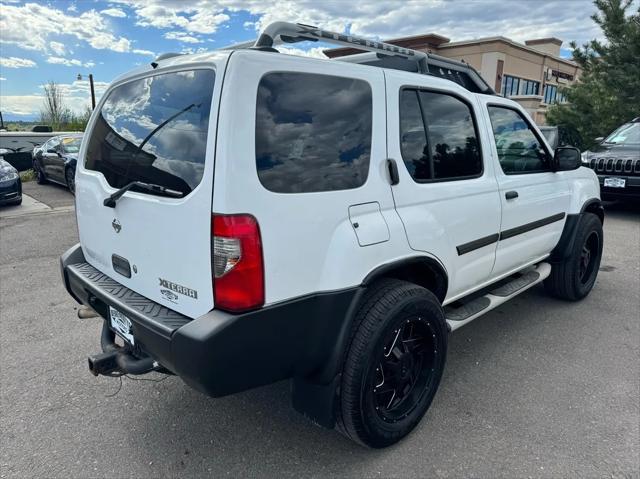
[0, 0, 616, 121]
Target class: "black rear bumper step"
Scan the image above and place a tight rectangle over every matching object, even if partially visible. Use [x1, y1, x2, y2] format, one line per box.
[60, 243, 359, 398]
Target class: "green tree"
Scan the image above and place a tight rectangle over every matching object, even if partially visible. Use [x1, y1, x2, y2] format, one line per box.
[546, 0, 640, 150]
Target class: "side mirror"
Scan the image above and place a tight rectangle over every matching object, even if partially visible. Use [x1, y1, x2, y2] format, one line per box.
[594, 136, 604, 143]
[553, 146, 581, 171]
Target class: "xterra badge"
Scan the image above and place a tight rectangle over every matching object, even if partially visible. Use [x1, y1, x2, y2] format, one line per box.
[159, 278, 198, 299]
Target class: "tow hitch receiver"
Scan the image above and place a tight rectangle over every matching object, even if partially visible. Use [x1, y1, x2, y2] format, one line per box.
[88, 350, 120, 376]
[87, 320, 158, 376]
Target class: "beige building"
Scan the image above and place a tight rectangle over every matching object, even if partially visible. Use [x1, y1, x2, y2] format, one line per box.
[325, 34, 581, 125]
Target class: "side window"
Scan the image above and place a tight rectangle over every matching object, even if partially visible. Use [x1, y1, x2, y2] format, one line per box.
[255, 72, 372, 193]
[487, 106, 551, 174]
[399, 90, 430, 180]
[399, 89, 482, 181]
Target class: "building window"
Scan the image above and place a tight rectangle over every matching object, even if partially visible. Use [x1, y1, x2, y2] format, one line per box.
[543, 85, 567, 104]
[501, 75, 540, 97]
[501, 75, 520, 97]
[521, 79, 540, 95]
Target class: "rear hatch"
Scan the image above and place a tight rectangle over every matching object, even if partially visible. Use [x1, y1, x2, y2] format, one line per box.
[76, 66, 219, 318]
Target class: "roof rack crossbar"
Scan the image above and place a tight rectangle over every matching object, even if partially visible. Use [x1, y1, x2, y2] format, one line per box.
[220, 22, 494, 95]
[253, 22, 430, 73]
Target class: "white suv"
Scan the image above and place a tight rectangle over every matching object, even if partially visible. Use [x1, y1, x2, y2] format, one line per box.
[60, 22, 604, 448]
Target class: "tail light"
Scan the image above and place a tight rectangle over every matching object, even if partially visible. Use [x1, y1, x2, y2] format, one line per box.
[212, 214, 264, 312]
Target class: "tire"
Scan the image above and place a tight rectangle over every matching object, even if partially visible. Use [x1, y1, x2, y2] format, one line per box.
[65, 167, 75, 195]
[35, 163, 47, 184]
[545, 213, 603, 301]
[336, 279, 448, 448]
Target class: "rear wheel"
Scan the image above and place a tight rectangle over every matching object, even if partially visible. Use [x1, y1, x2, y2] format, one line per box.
[545, 213, 603, 300]
[65, 167, 75, 195]
[337, 279, 448, 448]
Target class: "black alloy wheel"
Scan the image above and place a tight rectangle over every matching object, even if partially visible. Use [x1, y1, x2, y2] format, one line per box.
[65, 168, 75, 195]
[337, 279, 448, 448]
[371, 316, 441, 424]
[544, 212, 603, 301]
[579, 231, 599, 285]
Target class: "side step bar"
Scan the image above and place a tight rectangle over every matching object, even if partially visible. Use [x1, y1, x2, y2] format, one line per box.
[445, 262, 551, 332]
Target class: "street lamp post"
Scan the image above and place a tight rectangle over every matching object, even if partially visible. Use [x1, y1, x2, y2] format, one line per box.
[77, 73, 96, 110]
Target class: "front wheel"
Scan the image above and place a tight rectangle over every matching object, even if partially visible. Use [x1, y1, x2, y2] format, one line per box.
[35, 162, 47, 184]
[65, 167, 75, 195]
[337, 279, 448, 448]
[545, 213, 603, 301]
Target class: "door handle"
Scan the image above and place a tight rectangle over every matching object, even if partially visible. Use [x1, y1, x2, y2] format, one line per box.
[387, 159, 400, 185]
[505, 190, 518, 200]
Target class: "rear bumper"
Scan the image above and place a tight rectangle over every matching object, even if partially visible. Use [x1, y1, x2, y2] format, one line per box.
[597, 174, 640, 200]
[60, 244, 359, 397]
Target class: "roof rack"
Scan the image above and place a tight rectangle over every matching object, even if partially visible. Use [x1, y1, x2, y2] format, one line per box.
[245, 22, 494, 95]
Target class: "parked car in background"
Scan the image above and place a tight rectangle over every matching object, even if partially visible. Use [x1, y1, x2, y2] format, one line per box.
[32, 134, 83, 194]
[0, 158, 22, 206]
[582, 117, 640, 201]
[0, 129, 77, 171]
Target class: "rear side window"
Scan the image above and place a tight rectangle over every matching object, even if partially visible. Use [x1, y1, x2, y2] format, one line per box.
[255, 72, 372, 193]
[400, 89, 482, 181]
[85, 69, 214, 196]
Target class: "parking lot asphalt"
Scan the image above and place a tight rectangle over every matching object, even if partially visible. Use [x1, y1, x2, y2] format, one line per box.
[1, 184, 638, 478]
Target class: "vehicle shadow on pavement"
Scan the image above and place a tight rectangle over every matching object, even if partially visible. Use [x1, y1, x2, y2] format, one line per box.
[113, 283, 616, 477]
[602, 199, 640, 219]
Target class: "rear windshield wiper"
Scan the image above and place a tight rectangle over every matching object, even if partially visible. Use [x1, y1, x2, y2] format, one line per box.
[103, 181, 183, 208]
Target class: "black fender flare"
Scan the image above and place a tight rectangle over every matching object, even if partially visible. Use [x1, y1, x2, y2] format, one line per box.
[549, 199, 604, 263]
[315, 255, 448, 383]
[292, 256, 448, 428]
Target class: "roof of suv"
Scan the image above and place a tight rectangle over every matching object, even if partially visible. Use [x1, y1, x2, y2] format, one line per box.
[113, 22, 494, 96]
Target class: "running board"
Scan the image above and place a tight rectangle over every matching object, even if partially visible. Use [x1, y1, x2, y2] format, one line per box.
[445, 262, 551, 332]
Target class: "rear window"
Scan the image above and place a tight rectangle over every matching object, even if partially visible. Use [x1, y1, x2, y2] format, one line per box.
[255, 72, 372, 193]
[85, 69, 214, 196]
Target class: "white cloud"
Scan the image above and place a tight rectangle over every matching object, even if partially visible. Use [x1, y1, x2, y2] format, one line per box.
[46, 56, 95, 68]
[0, 79, 111, 117]
[0, 3, 132, 53]
[164, 31, 202, 44]
[0, 95, 44, 116]
[101, 7, 127, 18]
[132, 48, 155, 56]
[0, 56, 37, 68]
[50, 41, 66, 56]
[110, 0, 614, 49]
[129, 3, 229, 34]
[0, 77, 6, 81]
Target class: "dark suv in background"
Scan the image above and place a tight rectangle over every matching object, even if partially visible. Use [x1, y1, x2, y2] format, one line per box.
[581, 117, 640, 201]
